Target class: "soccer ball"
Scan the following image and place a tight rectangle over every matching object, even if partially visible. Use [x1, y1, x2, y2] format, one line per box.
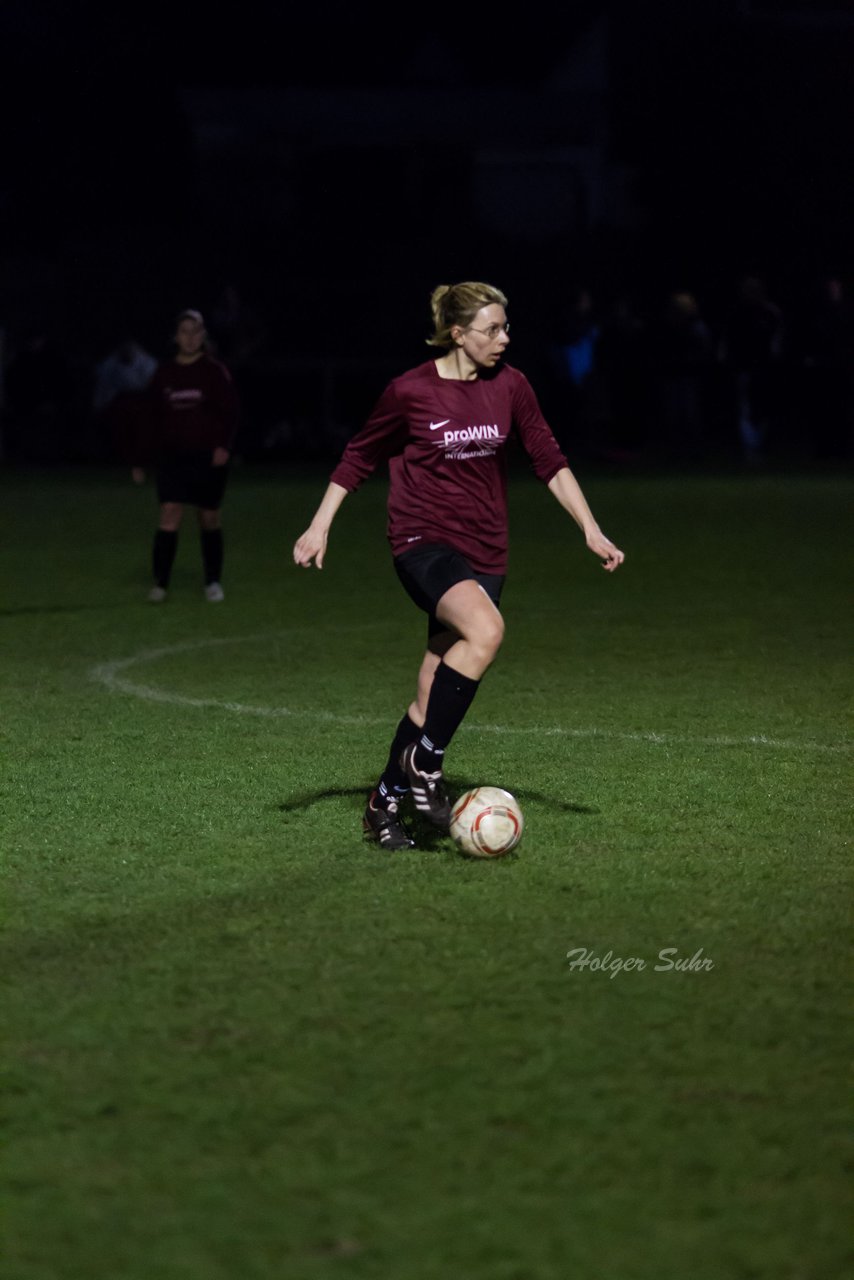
[449, 786, 524, 858]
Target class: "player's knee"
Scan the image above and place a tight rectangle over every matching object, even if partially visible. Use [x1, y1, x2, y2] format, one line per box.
[473, 612, 505, 664]
[159, 503, 183, 531]
[199, 509, 221, 530]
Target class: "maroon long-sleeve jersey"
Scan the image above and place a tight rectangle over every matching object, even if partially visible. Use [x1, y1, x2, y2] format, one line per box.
[142, 355, 239, 461]
[330, 360, 568, 573]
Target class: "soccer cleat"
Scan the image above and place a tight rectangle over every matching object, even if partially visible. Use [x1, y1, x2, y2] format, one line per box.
[400, 742, 452, 830]
[148, 586, 167, 603]
[363, 791, 415, 850]
[205, 582, 225, 603]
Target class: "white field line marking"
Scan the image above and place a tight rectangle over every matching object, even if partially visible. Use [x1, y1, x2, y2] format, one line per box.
[89, 635, 851, 756]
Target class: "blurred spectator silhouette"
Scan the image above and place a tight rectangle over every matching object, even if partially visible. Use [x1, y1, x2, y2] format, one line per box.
[4, 328, 73, 462]
[549, 288, 602, 452]
[720, 275, 784, 464]
[208, 284, 266, 369]
[92, 337, 157, 462]
[596, 293, 653, 460]
[652, 292, 713, 461]
[93, 338, 157, 412]
[796, 276, 853, 460]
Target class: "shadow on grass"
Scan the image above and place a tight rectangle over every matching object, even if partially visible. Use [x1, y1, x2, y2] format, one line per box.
[277, 785, 600, 820]
[277, 782, 601, 858]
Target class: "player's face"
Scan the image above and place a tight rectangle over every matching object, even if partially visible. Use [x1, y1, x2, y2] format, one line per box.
[175, 318, 205, 358]
[458, 304, 510, 370]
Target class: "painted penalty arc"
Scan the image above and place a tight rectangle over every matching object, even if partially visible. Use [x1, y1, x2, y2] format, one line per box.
[88, 632, 850, 756]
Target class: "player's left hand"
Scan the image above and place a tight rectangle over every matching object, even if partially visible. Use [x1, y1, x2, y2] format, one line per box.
[212, 447, 230, 467]
[586, 529, 625, 572]
[293, 525, 329, 569]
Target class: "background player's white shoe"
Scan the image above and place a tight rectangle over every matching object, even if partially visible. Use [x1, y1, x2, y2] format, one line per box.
[205, 582, 225, 603]
[148, 586, 167, 603]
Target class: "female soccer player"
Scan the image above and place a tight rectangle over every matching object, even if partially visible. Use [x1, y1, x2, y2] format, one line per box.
[293, 282, 624, 849]
[133, 310, 240, 603]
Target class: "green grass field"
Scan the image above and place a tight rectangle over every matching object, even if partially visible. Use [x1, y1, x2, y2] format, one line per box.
[2, 462, 852, 1280]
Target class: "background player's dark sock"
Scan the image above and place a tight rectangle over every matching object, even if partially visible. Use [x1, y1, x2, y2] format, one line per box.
[201, 528, 223, 584]
[375, 713, 420, 807]
[415, 661, 481, 772]
[152, 529, 178, 588]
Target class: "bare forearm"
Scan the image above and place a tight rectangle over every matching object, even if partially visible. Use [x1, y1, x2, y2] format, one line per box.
[547, 467, 626, 572]
[547, 467, 600, 533]
[309, 481, 349, 533]
[293, 481, 349, 569]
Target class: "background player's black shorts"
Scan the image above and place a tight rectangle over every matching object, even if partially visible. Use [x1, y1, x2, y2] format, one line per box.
[394, 542, 504, 639]
[155, 452, 230, 509]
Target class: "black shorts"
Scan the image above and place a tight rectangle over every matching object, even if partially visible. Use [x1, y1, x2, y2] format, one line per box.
[155, 452, 230, 509]
[394, 542, 504, 639]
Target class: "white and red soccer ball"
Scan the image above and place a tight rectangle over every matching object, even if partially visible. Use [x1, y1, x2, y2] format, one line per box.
[450, 786, 524, 858]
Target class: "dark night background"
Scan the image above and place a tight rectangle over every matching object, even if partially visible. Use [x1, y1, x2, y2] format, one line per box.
[1, 0, 852, 464]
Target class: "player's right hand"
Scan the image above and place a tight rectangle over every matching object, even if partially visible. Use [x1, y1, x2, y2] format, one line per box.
[293, 527, 328, 569]
[586, 528, 625, 572]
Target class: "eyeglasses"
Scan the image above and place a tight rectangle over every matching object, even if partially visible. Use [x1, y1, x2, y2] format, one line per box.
[466, 322, 511, 339]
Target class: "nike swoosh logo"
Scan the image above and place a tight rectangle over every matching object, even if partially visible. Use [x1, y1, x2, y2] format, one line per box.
[429, 419, 450, 430]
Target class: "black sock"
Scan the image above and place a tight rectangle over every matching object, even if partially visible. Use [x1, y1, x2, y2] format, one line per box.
[152, 529, 178, 588]
[415, 661, 481, 772]
[375, 713, 420, 808]
[201, 528, 223, 585]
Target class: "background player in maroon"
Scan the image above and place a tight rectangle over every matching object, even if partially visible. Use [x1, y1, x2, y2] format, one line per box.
[133, 310, 240, 603]
[293, 282, 624, 849]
